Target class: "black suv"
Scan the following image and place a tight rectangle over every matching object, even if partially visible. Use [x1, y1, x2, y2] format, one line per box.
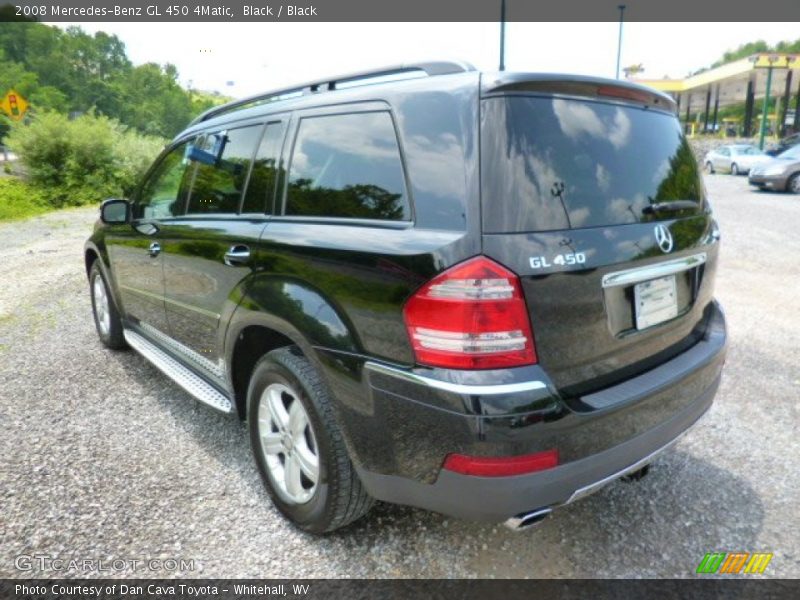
[85, 61, 726, 533]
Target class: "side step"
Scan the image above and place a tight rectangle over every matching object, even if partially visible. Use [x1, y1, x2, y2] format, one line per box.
[123, 329, 233, 413]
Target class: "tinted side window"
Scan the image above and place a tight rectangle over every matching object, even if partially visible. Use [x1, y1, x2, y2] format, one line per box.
[185, 125, 263, 215]
[242, 121, 285, 214]
[135, 141, 193, 220]
[285, 112, 410, 221]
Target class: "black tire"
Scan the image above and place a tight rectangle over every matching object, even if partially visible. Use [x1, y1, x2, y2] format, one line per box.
[730, 163, 739, 176]
[89, 261, 126, 350]
[247, 346, 373, 533]
[705, 161, 714, 174]
[787, 172, 800, 194]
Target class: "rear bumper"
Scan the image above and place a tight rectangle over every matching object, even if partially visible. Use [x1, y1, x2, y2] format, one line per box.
[357, 376, 716, 521]
[351, 301, 727, 522]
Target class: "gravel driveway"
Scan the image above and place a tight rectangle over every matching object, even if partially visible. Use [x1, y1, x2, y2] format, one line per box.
[1, 176, 798, 578]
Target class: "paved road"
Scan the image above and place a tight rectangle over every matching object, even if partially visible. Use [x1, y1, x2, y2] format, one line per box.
[1, 176, 798, 578]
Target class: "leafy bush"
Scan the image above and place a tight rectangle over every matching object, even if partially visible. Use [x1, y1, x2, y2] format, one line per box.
[114, 128, 167, 195]
[0, 178, 49, 221]
[7, 111, 165, 207]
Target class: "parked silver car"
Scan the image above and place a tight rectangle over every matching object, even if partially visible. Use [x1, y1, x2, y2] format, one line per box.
[704, 144, 770, 175]
[748, 144, 800, 193]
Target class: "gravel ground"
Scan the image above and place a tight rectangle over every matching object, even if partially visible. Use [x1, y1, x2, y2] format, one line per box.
[1, 176, 798, 579]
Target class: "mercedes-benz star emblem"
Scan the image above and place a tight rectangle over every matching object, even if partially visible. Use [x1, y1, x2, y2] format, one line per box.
[654, 224, 674, 254]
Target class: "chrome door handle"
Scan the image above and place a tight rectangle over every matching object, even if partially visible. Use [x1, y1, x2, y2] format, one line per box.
[148, 242, 161, 257]
[224, 245, 251, 266]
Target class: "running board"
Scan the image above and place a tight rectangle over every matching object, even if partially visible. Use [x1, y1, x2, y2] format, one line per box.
[123, 329, 233, 413]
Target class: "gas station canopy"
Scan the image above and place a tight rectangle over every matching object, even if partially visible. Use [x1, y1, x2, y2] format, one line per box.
[634, 53, 800, 144]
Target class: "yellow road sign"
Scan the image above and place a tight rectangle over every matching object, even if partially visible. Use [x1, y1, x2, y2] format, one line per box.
[1, 89, 29, 121]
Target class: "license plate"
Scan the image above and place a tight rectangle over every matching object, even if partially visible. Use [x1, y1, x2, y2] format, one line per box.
[634, 275, 678, 330]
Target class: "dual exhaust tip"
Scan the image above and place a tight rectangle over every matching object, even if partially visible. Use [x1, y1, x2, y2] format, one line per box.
[503, 507, 552, 532]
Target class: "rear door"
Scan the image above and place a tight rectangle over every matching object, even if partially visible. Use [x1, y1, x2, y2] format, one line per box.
[157, 119, 287, 381]
[480, 93, 719, 394]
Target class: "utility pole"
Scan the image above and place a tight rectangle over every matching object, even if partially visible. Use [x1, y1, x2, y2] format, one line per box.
[615, 5, 626, 79]
[499, 0, 506, 71]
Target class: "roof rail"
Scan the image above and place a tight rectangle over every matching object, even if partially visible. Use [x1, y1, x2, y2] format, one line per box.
[189, 60, 475, 126]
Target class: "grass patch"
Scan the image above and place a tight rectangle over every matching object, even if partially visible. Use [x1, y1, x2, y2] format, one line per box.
[0, 177, 51, 221]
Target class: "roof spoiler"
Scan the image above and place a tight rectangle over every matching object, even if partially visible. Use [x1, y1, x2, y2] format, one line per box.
[482, 73, 677, 113]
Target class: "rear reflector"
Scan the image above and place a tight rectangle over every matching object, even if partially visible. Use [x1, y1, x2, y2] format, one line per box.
[403, 256, 537, 369]
[443, 449, 559, 477]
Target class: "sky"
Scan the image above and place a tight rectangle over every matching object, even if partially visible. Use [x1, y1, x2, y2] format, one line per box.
[52, 22, 800, 99]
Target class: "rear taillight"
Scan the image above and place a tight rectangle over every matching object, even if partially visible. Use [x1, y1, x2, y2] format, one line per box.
[403, 256, 536, 369]
[442, 449, 559, 477]
[597, 85, 654, 104]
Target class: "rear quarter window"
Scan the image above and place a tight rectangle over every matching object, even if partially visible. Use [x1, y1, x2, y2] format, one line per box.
[285, 111, 410, 221]
[481, 96, 705, 232]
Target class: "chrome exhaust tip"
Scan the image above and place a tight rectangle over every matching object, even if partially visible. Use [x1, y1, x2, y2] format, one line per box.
[503, 507, 552, 532]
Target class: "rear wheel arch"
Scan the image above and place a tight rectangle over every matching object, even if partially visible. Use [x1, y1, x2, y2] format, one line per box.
[229, 323, 305, 420]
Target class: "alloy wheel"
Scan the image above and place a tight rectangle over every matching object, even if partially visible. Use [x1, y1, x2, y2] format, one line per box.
[257, 383, 320, 504]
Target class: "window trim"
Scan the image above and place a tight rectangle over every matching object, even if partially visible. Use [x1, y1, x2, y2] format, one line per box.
[239, 119, 288, 215]
[280, 107, 414, 225]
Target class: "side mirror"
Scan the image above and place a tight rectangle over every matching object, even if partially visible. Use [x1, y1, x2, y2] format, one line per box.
[100, 198, 130, 225]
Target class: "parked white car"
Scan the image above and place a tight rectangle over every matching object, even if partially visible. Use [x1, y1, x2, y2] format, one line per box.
[704, 144, 770, 175]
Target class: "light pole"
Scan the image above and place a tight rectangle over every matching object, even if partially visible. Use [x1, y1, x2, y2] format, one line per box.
[499, 0, 506, 71]
[758, 63, 774, 150]
[615, 5, 626, 80]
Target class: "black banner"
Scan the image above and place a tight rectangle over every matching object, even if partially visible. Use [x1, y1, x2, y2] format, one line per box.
[3, 580, 800, 600]
[1, 0, 800, 22]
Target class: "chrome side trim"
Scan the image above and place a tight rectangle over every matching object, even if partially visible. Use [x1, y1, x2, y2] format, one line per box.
[119, 284, 221, 320]
[123, 329, 232, 413]
[139, 321, 226, 379]
[365, 361, 547, 396]
[565, 421, 696, 504]
[601, 252, 707, 288]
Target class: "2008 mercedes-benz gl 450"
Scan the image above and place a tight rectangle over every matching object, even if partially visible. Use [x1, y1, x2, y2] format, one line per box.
[85, 62, 726, 533]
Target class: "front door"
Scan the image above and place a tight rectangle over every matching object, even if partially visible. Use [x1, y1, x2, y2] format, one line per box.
[106, 140, 195, 335]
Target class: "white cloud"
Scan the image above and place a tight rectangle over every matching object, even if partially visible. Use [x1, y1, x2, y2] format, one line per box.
[596, 163, 610, 191]
[553, 98, 606, 141]
[608, 108, 631, 149]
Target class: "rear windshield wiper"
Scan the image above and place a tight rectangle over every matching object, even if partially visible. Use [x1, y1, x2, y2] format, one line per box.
[641, 200, 698, 215]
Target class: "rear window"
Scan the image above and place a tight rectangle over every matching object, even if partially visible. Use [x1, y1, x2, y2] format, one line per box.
[481, 96, 705, 232]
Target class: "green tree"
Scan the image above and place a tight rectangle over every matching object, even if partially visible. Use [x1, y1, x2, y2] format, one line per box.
[711, 40, 771, 68]
[0, 19, 227, 137]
